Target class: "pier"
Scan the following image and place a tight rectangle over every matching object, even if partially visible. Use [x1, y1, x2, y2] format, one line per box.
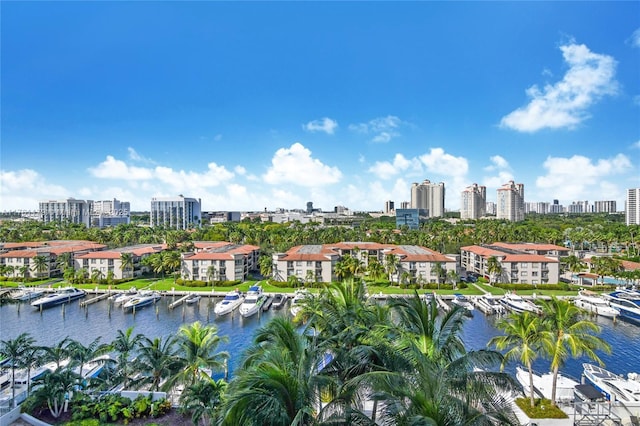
[168, 294, 191, 310]
[79, 292, 110, 307]
[435, 294, 451, 312]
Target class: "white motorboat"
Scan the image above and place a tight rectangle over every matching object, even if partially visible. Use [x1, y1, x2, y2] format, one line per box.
[604, 292, 640, 325]
[185, 293, 201, 305]
[583, 363, 640, 404]
[475, 295, 506, 315]
[108, 289, 138, 305]
[271, 293, 288, 310]
[122, 291, 161, 312]
[239, 285, 267, 317]
[450, 293, 474, 311]
[516, 366, 578, 402]
[574, 290, 619, 319]
[499, 292, 540, 314]
[214, 289, 244, 316]
[31, 287, 85, 309]
[290, 289, 310, 317]
[10, 286, 45, 301]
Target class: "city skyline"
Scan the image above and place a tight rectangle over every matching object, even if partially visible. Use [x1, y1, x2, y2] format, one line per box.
[2, 2, 639, 212]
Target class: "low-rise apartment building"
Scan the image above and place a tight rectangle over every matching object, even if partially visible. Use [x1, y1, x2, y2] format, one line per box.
[273, 242, 457, 284]
[0, 240, 107, 279]
[460, 243, 560, 284]
[74, 244, 164, 280]
[181, 242, 260, 282]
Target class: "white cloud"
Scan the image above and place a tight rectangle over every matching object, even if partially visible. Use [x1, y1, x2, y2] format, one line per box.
[234, 165, 247, 175]
[89, 155, 154, 180]
[263, 142, 342, 187]
[0, 169, 69, 210]
[500, 41, 618, 132]
[484, 155, 510, 171]
[349, 115, 401, 142]
[127, 147, 155, 164]
[368, 154, 422, 180]
[632, 140, 640, 149]
[418, 148, 468, 177]
[535, 154, 632, 200]
[303, 117, 338, 135]
[629, 28, 640, 48]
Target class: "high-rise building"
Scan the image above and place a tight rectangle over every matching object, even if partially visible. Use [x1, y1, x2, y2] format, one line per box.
[91, 198, 131, 228]
[384, 200, 395, 215]
[485, 202, 496, 216]
[400, 201, 410, 209]
[39, 198, 92, 227]
[626, 188, 640, 226]
[525, 202, 549, 214]
[593, 200, 617, 213]
[410, 179, 445, 218]
[460, 183, 486, 219]
[396, 209, 420, 230]
[150, 195, 202, 229]
[496, 180, 524, 222]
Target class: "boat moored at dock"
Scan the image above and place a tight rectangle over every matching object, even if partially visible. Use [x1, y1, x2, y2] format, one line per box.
[574, 290, 620, 319]
[214, 289, 244, 316]
[499, 291, 540, 314]
[239, 286, 267, 317]
[30, 287, 85, 309]
[583, 363, 640, 404]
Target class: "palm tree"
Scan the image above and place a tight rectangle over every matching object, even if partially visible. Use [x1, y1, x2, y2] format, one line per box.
[367, 258, 386, 281]
[538, 297, 611, 405]
[41, 337, 73, 371]
[68, 337, 111, 386]
[29, 368, 80, 419]
[32, 255, 49, 279]
[170, 322, 229, 388]
[136, 336, 181, 392]
[55, 252, 72, 274]
[163, 250, 182, 282]
[222, 316, 327, 425]
[0, 333, 35, 406]
[431, 262, 446, 289]
[120, 252, 134, 279]
[111, 327, 144, 389]
[446, 269, 459, 287]
[181, 378, 228, 426]
[385, 253, 400, 284]
[206, 264, 217, 284]
[258, 254, 272, 279]
[486, 256, 503, 284]
[489, 311, 544, 407]
[21, 345, 44, 394]
[18, 264, 29, 283]
[91, 268, 104, 283]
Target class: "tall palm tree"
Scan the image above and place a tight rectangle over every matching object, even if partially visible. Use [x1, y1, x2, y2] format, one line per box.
[41, 336, 73, 371]
[111, 327, 144, 389]
[486, 256, 503, 284]
[32, 255, 49, 279]
[21, 345, 44, 394]
[29, 368, 80, 419]
[489, 311, 544, 407]
[135, 336, 181, 392]
[120, 252, 134, 279]
[431, 262, 446, 289]
[0, 333, 35, 406]
[91, 268, 104, 283]
[538, 297, 611, 405]
[258, 254, 272, 279]
[385, 253, 400, 284]
[18, 264, 29, 283]
[171, 322, 229, 388]
[55, 252, 72, 274]
[163, 250, 182, 282]
[68, 337, 111, 386]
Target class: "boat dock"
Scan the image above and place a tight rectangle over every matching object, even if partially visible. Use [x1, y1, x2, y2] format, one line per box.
[168, 294, 192, 309]
[435, 294, 451, 312]
[79, 292, 110, 307]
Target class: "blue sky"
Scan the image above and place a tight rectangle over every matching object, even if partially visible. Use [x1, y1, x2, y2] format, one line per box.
[2, 2, 639, 213]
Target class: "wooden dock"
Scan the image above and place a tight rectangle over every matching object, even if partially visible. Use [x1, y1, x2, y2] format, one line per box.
[80, 292, 110, 307]
[168, 294, 191, 310]
[435, 294, 451, 312]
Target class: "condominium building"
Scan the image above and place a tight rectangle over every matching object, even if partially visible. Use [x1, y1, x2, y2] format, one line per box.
[593, 200, 616, 214]
[272, 242, 457, 284]
[627, 188, 640, 226]
[410, 179, 445, 218]
[496, 181, 524, 222]
[460, 243, 560, 284]
[90, 198, 131, 228]
[150, 195, 202, 229]
[525, 202, 549, 214]
[75, 244, 163, 280]
[39, 198, 92, 227]
[181, 242, 260, 282]
[384, 200, 395, 215]
[460, 183, 486, 220]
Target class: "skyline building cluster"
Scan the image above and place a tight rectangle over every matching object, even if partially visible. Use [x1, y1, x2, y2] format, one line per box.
[39, 198, 130, 228]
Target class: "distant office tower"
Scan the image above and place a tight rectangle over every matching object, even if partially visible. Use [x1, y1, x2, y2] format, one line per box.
[549, 199, 564, 214]
[594, 200, 616, 213]
[567, 201, 586, 214]
[385, 200, 395, 215]
[306, 202, 314, 213]
[496, 181, 524, 222]
[485, 202, 496, 216]
[39, 198, 92, 227]
[396, 209, 420, 230]
[400, 201, 410, 209]
[460, 183, 486, 219]
[150, 195, 202, 229]
[90, 198, 131, 228]
[410, 179, 445, 218]
[626, 188, 640, 226]
[525, 202, 549, 214]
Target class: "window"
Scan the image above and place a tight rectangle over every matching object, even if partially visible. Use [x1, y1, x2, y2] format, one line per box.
[521, 271, 528, 277]
[532, 271, 538, 277]
[532, 280, 538, 284]
[91, 259, 96, 264]
[307, 261, 313, 267]
[419, 262, 427, 268]
[296, 261, 302, 267]
[520, 263, 528, 268]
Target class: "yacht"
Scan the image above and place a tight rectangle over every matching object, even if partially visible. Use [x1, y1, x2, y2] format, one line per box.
[290, 289, 310, 317]
[574, 290, 619, 319]
[499, 292, 540, 314]
[214, 289, 244, 316]
[239, 286, 267, 317]
[516, 366, 578, 402]
[185, 293, 201, 305]
[10, 286, 45, 301]
[605, 292, 640, 325]
[31, 287, 85, 309]
[610, 289, 640, 305]
[108, 288, 137, 305]
[122, 291, 161, 312]
[583, 363, 640, 404]
[450, 293, 474, 311]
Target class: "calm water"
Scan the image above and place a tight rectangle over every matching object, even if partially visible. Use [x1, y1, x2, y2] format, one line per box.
[1, 296, 639, 379]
